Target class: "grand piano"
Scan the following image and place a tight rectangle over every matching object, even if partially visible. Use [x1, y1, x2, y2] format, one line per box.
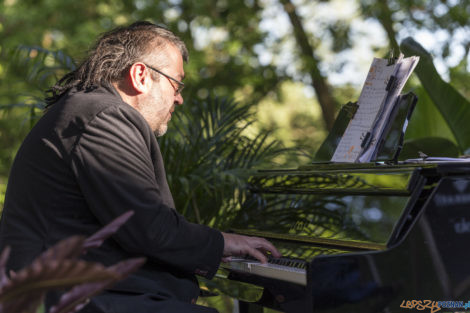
[201, 94, 470, 312]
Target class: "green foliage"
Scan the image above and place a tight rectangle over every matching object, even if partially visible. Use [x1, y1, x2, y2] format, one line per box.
[160, 96, 288, 228]
[253, 81, 328, 166]
[358, 0, 470, 158]
[0, 40, 291, 311]
[0, 45, 76, 183]
[0, 183, 5, 210]
[400, 137, 460, 159]
[10, 45, 76, 92]
[0, 3, 469, 311]
[0, 108, 31, 178]
[0, 44, 289, 232]
[401, 37, 470, 155]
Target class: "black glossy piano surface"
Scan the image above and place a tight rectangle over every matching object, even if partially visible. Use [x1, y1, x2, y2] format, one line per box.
[203, 161, 470, 313]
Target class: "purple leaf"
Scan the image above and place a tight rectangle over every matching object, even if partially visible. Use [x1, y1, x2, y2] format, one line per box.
[49, 257, 146, 313]
[0, 246, 11, 288]
[83, 211, 134, 251]
[0, 210, 138, 313]
[0, 259, 118, 304]
[49, 281, 109, 313]
[36, 236, 85, 264]
[106, 257, 146, 275]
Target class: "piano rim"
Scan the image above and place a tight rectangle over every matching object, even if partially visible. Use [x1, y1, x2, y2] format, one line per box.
[230, 228, 386, 251]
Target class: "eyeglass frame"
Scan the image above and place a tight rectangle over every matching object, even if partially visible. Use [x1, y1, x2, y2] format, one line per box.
[143, 63, 185, 95]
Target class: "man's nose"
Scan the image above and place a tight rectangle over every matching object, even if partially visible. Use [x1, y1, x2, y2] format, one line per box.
[175, 93, 184, 105]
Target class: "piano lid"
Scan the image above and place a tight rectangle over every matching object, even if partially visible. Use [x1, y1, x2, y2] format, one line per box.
[229, 163, 432, 258]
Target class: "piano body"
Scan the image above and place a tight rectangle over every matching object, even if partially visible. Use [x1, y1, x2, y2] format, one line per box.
[204, 161, 470, 312]
[200, 92, 470, 312]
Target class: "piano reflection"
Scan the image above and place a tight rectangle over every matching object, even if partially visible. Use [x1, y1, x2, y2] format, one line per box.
[199, 93, 470, 313]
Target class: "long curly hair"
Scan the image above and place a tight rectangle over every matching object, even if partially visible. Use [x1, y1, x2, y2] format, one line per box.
[45, 21, 188, 106]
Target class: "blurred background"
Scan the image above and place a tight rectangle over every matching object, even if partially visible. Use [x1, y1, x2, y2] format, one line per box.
[0, 0, 469, 311]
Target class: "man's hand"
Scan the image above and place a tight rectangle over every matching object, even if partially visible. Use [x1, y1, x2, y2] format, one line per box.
[221, 232, 281, 264]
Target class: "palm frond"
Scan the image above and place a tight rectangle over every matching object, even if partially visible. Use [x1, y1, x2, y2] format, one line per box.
[1, 46, 76, 128]
[11, 45, 76, 86]
[160, 95, 290, 227]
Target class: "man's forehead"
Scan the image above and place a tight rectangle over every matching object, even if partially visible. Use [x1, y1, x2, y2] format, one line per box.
[162, 45, 185, 79]
[156, 44, 184, 68]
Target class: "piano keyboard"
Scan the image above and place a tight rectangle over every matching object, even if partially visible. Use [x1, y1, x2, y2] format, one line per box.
[222, 256, 307, 286]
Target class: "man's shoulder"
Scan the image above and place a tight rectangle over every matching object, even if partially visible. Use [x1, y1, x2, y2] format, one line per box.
[47, 84, 146, 132]
[30, 84, 150, 152]
[61, 84, 131, 118]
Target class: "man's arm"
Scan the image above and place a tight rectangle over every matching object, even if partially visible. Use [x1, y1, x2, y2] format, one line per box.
[71, 105, 224, 278]
[70, 104, 280, 276]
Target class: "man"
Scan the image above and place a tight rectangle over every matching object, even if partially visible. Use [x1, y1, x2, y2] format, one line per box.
[0, 21, 280, 312]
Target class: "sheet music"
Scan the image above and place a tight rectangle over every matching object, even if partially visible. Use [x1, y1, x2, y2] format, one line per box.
[358, 56, 419, 162]
[331, 58, 397, 162]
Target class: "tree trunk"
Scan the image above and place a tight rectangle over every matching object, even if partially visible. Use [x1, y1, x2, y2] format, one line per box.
[371, 1, 400, 54]
[279, 0, 337, 131]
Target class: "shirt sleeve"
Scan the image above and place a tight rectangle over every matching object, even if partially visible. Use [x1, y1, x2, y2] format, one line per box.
[70, 105, 224, 279]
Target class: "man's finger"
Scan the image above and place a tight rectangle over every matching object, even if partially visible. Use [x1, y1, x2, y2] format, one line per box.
[221, 256, 232, 263]
[255, 238, 281, 258]
[247, 247, 268, 264]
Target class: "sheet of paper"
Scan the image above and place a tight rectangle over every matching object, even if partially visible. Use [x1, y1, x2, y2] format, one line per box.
[331, 58, 397, 162]
[404, 157, 470, 164]
[358, 56, 419, 162]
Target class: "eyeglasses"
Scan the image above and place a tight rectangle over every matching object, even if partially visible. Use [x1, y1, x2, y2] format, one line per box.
[144, 63, 185, 95]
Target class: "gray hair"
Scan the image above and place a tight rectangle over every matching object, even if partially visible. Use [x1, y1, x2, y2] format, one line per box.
[46, 21, 188, 106]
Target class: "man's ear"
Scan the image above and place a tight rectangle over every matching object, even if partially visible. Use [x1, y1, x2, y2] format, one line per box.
[128, 63, 152, 94]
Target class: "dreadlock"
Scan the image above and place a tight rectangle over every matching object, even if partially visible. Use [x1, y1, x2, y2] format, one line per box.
[45, 21, 188, 107]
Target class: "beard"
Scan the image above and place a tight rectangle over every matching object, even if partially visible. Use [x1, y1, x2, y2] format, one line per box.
[155, 123, 168, 137]
[140, 85, 173, 137]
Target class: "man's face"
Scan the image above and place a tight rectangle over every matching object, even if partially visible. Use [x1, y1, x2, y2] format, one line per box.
[141, 44, 185, 136]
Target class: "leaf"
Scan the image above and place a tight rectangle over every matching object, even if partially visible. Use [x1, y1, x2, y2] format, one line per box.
[83, 210, 135, 251]
[0, 247, 11, 288]
[400, 37, 470, 154]
[0, 259, 118, 313]
[0, 259, 118, 302]
[0, 210, 139, 313]
[159, 95, 290, 226]
[35, 236, 85, 265]
[400, 137, 460, 159]
[49, 257, 146, 313]
[404, 85, 456, 142]
[0, 236, 112, 312]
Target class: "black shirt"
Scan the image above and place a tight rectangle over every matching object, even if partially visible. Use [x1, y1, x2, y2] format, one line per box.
[0, 85, 224, 302]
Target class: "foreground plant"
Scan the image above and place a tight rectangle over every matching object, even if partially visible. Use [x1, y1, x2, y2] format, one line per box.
[0, 211, 145, 313]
